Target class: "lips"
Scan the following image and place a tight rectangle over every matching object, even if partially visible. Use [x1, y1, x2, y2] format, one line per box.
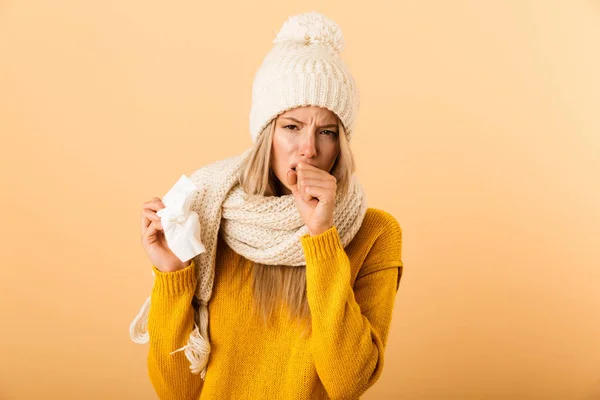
[291, 162, 320, 171]
[291, 162, 318, 171]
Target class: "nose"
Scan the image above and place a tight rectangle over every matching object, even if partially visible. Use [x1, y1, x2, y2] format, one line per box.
[299, 129, 317, 159]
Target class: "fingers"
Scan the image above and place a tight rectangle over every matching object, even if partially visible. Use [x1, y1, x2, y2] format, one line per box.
[142, 208, 161, 226]
[304, 185, 334, 205]
[296, 163, 336, 180]
[295, 164, 336, 203]
[143, 219, 157, 239]
[287, 169, 299, 198]
[142, 218, 164, 239]
[143, 197, 166, 212]
[141, 198, 166, 234]
[287, 169, 297, 186]
[297, 175, 317, 203]
[297, 177, 336, 189]
[296, 164, 336, 184]
[151, 220, 163, 231]
[302, 187, 314, 203]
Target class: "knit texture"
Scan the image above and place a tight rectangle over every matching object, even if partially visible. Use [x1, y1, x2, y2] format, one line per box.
[249, 11, 360, 143]
[130, 146, 368, 379]
[147, 208, 403, 399]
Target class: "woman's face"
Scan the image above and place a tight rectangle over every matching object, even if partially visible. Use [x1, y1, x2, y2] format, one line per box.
[270, 106, 340, 196]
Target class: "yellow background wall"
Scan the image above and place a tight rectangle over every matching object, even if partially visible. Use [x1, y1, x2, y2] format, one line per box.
[1, 1, 598, 398]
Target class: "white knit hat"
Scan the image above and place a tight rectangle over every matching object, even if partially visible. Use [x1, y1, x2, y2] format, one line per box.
[249, 11, 360, 143]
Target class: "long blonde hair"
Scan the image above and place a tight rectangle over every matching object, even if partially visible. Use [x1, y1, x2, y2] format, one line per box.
[237, 114, 356, 337]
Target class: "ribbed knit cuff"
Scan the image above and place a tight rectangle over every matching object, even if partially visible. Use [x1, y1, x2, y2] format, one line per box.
[300, 225, 343, 261]
[151, 259, 197, 297]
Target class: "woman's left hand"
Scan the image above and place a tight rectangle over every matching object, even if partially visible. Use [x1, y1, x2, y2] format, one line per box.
[287, 162, 336, 236]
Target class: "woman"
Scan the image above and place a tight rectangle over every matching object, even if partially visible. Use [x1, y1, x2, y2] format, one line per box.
[135, 11, 403, 400]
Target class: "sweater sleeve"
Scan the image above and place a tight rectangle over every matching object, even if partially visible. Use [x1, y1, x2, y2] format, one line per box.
[299, 225, 402, 400]
[147, 259, 203, 400]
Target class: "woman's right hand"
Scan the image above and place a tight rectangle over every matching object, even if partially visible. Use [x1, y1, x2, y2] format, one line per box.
[141, 197, 191, 273]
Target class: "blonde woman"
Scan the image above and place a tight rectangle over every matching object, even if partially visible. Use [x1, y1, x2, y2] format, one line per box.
[135, 11, 403, 400]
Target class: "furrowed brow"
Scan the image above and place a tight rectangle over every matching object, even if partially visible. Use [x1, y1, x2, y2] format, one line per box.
[281, 117, 338, 129]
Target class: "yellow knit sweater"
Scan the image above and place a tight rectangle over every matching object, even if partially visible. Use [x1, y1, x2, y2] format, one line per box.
[147, 207, 403, 400]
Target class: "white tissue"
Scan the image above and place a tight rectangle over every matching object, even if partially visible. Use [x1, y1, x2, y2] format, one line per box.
[156, 174, 205, 262]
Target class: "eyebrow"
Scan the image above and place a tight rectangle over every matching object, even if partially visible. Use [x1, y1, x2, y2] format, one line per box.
[281, 117, 338, 129]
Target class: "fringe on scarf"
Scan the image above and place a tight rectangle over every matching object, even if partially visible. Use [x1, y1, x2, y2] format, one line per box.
[129, 273, 212, 380]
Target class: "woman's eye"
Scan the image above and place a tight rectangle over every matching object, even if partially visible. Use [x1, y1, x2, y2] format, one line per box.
[284, 125, 337, 136]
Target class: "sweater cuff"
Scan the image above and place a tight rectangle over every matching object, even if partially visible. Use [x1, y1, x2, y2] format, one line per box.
[151, 259, 197, 297]
[300, 225, 344, 261]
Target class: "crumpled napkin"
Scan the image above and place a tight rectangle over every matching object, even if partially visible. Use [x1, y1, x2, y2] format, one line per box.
[156, 174, 205, 262]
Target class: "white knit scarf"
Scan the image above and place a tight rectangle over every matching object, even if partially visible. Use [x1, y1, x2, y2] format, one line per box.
[129, 147, 368, 379]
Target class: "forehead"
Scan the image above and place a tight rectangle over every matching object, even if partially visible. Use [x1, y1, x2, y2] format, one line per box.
[279, 106, 338, 122]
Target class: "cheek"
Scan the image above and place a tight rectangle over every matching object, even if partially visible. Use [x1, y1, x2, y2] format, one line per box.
[272, 132, 295, 159]
[273, 130, 294, 147]
[271, 133, 288, 174]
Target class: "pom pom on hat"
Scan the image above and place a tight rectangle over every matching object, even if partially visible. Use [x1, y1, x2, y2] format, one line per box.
[250, 11, 359, 143]
[273, 11, 345, 54]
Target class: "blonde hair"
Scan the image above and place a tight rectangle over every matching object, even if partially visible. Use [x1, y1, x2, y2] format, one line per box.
[237, 113, 356, 337]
